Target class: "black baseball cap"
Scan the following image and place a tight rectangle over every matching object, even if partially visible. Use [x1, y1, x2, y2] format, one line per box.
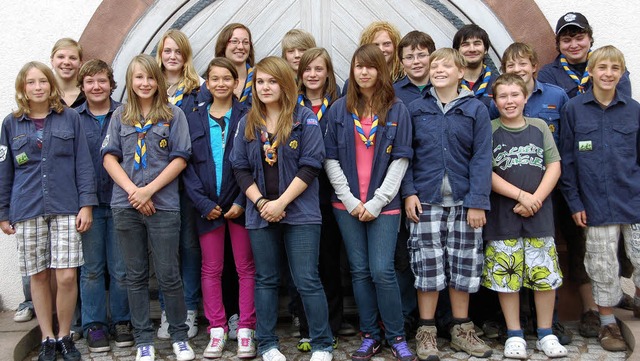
[555, 12, 590, 34]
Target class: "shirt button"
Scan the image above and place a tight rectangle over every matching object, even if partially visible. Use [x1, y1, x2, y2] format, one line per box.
[42, 158, 46, 161]
[43, 175, 47, 178]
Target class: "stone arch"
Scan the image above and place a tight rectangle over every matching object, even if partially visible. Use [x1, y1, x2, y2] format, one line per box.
[79, 0, 555, 100]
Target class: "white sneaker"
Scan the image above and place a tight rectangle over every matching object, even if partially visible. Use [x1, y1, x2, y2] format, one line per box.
[203, 327, 227, 358]
[262, 348, 286, 361]
[310, 350, 333, 361]
[186, 310, 198, 339]
[157, 311, 170, 340]
[237, 328, 256, 359]
[136, 345, 155, 361]
[13, 308, 34, 322]
[172, 341, 195, 361]
[228, 313, 239, 340]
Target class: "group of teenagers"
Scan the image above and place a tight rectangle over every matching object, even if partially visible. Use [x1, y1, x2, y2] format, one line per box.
[2, 8, 640, 361]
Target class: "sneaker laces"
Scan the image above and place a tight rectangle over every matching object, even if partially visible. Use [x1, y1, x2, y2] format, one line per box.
[41, 338, 56, 355]
[140, 345, 153, 357]
[210, 337, 222, 347]
[416, 328, 437, 349]
[59, 336, 78, 354]
[115, 322, 131, 335]
[357, 338, 377, 353]
[459, 326, 485, 345]
[392, 341, 413, 358]
[176, 341, 189, 352]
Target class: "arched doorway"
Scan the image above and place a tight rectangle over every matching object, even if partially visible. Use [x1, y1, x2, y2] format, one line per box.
[79, 0, 556, 100]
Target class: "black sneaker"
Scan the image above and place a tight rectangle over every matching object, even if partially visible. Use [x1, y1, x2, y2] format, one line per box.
[113, 321, 135, 347]
[87, 325, 111, 352]
[351, 334, 381, 361]
[38, 337, 57, 361]
[57, 335, 81, 361]
[390, 337, 417, 361]
[552, 321, 573, 345]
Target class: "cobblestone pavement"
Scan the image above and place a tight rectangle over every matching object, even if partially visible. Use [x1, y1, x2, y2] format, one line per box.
[24, 319, 630, 360]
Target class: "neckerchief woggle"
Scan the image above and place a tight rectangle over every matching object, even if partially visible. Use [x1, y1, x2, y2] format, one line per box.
[297, 94, 331, 121]
[461, 64, 491, 96]
[560, 50, 592, 94]
[351, 111, 378, 149]
[240, 63, 253, 103]
[260, 116, 279, 166]
[169, 80, 185, 107]
[134, 119, 154, 170]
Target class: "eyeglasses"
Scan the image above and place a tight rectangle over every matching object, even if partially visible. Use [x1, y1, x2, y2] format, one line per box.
[228, 38, 250, 47]
[402, 53, 429, 62]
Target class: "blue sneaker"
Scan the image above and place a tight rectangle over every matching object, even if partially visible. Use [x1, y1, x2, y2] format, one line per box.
[390, 337, 417, 361]
[351, 334, 381, 361]
[57, 335, 81, 361]
[37, 337, 56, 361]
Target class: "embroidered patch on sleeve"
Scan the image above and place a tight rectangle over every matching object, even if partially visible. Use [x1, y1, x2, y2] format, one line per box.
[0, 145, 7, 162]
[101, 134, 110, 149]
[306, 118, 318, 126]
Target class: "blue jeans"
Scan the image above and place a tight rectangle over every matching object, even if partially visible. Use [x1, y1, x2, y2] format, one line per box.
[333, 210, 405, 342]
[113, 208, 188, 346]
[249, 223, 332, 355]
[80, 205, 130, 335]
[18, 276, 33, 311]
[158, 193, 201, 311]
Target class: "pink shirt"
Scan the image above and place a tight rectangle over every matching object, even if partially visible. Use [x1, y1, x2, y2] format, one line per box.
[333, 116, 399, 215]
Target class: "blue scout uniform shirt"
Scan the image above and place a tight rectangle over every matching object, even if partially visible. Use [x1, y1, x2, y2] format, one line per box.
[75, 98, 121, 205]
[489, 80, 569, 145]
[324, 97, 413, 212]
[403, 88, 492, 210]
[538, 55, 632, 99]
[0, 108, 98, 223]
[173, 87, 202, 120]
[393, 76, 430, 107]
[559, 90, 640, 226]
[101, 103, 191, 211]
[230, 104, 324, 230]
[183, 99, 248, 235]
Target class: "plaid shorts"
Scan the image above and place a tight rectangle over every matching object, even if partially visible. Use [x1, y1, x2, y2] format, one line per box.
[481, 237, 563, 292]
[408, 204, 483, 293]
[15, 215, 83, 276]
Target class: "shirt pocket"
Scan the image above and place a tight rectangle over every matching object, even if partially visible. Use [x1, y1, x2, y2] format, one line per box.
[537, 110, 560, 140]
[120, 126, 138, 156]
[11, 136, 29, 166]
[190, 131, 209, 164]
[149, 125, 171, 158]
[448, 110, 475, 149]
[573, 122, 599, 169]
[611, 121, 637, 155]
[50, 130, 75, 156]
[412, 113, 439, 145]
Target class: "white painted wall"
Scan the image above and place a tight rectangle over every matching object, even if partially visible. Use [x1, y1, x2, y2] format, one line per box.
[0, 0, 637, 310]
[0, 1, 101, 310]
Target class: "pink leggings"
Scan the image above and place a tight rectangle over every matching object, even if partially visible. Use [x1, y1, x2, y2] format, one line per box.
[200, 220, 256, 332]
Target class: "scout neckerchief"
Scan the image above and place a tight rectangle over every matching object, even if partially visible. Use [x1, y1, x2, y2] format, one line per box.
[461, 64, 491, 96]
[560, 50, 592, 94]
[240, 63, 254, 103]
[134, 119, 153, 170]
[298, 94, 331, 121]
[168, 80, 185, 107]
[260, 117, 279, 166]
[351, 111, 378, 149]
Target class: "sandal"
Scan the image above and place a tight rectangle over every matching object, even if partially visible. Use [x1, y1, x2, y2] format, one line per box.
[504, 336, 527, 359]
[536, 334, 568, 358]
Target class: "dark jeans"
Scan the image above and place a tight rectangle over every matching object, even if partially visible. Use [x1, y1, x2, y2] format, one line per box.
[113, 208, 188, 346]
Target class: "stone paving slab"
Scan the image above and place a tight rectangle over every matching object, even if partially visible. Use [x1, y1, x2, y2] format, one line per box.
[22, 320, 631, 360]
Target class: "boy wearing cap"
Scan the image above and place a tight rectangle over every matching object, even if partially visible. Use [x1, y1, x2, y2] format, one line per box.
[453, 24, 499, 109]
[538, 12, 633, 340]
[538, 12, 631, 99]
[559, 45, 640, 352]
